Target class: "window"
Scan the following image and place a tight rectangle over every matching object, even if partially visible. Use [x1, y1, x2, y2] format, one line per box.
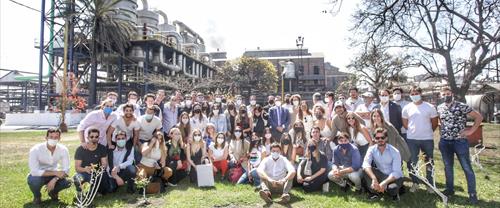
[314, 80, 318, 85]
[313, 66, 320, 75]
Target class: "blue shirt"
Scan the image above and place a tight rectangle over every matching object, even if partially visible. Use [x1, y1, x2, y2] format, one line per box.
[362, 144, 402, 179]
[209, 114, 228, 133]
[333, 144, 361, 171]
[162, 103, 178, 133]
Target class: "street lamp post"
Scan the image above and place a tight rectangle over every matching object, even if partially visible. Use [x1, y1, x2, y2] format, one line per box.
[296, 36, 304, 92]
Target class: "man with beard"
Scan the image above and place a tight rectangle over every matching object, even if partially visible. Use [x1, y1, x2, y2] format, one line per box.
[345, 87, 364, 112]
[362, 128, 403, 201]
[331, 101, 364, 137]
[106, 104, 140, 149]
[73, 128, 111, 195]
[116, 91, 141, 118]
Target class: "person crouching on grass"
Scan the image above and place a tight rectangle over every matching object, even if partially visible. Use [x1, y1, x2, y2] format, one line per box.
[28, 128, 71, 205]
[108, 131, 137, 193]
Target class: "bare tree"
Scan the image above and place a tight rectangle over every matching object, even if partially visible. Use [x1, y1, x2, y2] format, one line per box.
[352, 0, 500, 101]
[348, 44, 411, 95]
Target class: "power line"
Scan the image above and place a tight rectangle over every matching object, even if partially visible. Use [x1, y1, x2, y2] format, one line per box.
[8, 0, 40, 13]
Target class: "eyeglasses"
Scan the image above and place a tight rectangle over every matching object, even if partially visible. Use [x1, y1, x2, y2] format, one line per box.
[374, 136, 386, 140]
[347, 117, 355, 120]
[89, 136, 99, 139]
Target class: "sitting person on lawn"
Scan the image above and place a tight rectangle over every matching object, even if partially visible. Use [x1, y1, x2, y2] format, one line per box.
[328, 132, 363, 193]
[107, 131, 136, 193]
[257, 143, 296, 205]
[28, 128, 71, 205]
[209, 132, 229, 180]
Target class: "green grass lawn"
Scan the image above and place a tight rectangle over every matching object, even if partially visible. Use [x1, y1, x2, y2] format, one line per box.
[1, 124, 499, 208]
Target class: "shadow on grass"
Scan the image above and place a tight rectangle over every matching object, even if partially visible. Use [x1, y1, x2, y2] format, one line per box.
[23, 200, 69, 208]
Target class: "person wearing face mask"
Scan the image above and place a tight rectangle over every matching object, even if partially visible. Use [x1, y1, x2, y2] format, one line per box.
[73, 128, 112, 195]
[263, 95, 275, 114]
[138, 106, 163, 144]
[237, 133, 264, 187]
[312, 105, 333, 139]
[332, 101, 365, 137]
[262, 127, 274, 156]
[209, 103, 228, 134]
[28, 128, 71, 205]
[269, 96, 290, 140]
[166, 128, 188, 186]
[392, 87, 410, 139]
[337, 93, 347, 105]
[328, 132, 363, 193]
[203, 124, 217, 149]
[401, 86, 438, 193]
[209, 133, 230, 181]
[377, 89, 403, 135]
[190, 103, 209, 135]
[247, 95, 258, 113]
[105, 91, 119, 109]
[324, 91, 335, 120]
[77, 99, 118, 149]
[289, 94, 302, 127]
[176, 112, 192, 144]
[116, 91, 141, 118]
[178, 94, 193, 117]
[235, 94, 244, 110]
[107, 104, 140, 150]
[362, 128, 403, 201]
[236, 105, 253, 137]
[137, 132, 173, 188]
[288, 121, 307, 165]
[437, 87, 482, 204]
[257, 143, 296, 205]
[297, 140, 329, 193]
[225, 102, 238, 136]
[251, 105, 268, 138]
[162, 96, 180, 139]
[283, 94, 293, 111]
[229, 126, 250, 171]
[108, 131, 137, 193]
[279, 133, 292, 160]
[187, 129, 208, 183]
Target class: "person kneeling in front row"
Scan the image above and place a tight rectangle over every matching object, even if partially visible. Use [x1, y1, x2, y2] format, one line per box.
[328, 132, 363, 193]
[108, 131, 136, 193]
[257, 143, 296, 205]
[362, 128, 403, 201]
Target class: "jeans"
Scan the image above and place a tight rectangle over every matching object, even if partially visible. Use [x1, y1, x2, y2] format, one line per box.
[237, 168, 261, 187]
[73, 172, 111, 194]
[27, 175, 71, 198]
[439, 139, 476, 194]
[109, 165, 137, 192]
[406, 139, 434, 184]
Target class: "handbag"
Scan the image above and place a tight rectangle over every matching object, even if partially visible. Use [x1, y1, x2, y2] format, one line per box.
[228, 165, 244, 183]
[196, 164, 215, 187]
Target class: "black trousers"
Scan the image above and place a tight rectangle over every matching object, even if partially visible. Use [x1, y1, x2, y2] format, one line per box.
[363, 168, 402, 196]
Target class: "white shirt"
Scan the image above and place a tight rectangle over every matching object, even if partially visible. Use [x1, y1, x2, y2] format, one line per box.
[111, 117, 140, 141]
[257, 155, 295, 181]
[29, 142, 70, 176]
[140, 144, 162, 167]
[402, 102, 438, 140]
[210, 145, 226, 160]
[380, 102, 390, 122]
[355, 102, 377, 128]
[112, 147, 134, 169]
[138, 115, 162, 141]
[346, 97, 364, 112]
[77, 110, 118, 146]
[190, 115, 209, 135]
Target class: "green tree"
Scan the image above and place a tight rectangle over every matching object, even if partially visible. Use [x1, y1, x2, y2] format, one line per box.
[352, 0, 500, 101]
[80, 0, 136, 106]
[347, 44, 411, 95]
[216, 57, 279, 98]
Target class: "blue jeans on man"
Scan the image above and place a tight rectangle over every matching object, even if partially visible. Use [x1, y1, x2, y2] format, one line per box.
[27, 175, 71, 198]
[237, 168, 261, 187]
[406, 139, 434, 184]
[73, 171, 112, 194]
[439, 139, 476, 195]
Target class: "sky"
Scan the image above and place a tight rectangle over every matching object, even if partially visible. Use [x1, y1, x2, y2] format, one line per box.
[0, 0, 361, 77]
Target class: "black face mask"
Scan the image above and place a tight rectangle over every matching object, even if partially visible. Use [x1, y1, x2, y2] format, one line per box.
[194, 109, 201, 114]
[444, 95, 453, 103]
[281, 138, 290, 145]
[268, 100, 275, 105]
[221, 99, 227, 104]
[308, 145, 316, 153]
[315, 113, 323, 120]
[294, 127, 304, 132]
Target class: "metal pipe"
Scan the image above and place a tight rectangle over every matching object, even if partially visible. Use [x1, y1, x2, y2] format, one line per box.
[144, 45, 150, 93]
[38, 0, 46, 111]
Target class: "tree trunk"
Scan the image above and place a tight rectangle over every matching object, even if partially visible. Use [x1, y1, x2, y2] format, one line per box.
[89, 38, 98, 107]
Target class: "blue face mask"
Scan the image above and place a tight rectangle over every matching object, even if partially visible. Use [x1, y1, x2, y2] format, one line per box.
[410, 95, 422, 103]
[145, 114, 153, 120]
[339, 143, 350, 150]
[116, 139, 126, 148]
[103, 107, 113, 115]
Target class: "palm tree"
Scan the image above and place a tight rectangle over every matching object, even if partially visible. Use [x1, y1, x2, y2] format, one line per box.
[80, 0, 136, 106]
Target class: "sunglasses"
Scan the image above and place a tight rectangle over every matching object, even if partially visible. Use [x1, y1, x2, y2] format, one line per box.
[374, 136, 386, 140]
[347, 117, 355, 120]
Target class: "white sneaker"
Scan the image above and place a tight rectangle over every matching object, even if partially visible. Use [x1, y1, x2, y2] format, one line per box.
[322, 182, 329, 193]
[410, 183, 419, 193]
[426, 186, 434, 194]
[167, 182, 177, 187]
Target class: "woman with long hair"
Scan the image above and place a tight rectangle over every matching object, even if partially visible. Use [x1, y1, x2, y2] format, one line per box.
[289, 120, 307, 165]
[209, 132, 229, 180]
[370, 109, 410, 162]
[262, 127, 274, 157]
[190, 103, 209, 135]
[313, 105, 333, 139]
[177, 112, 191, 144]
[296, 139, 329, 192]
[236, 104, 253, 138]
[300, 100, 314, 140]
[280, 132, 293, 160]
[237, 132, 263, 187]
[346, 112, 372, 159]
[187, 129, 208, 183]
[229, 126, 250, 171]
[225, 101, 238, 136]
[203, 123, 217, 149]
[251, 105, 268, 137]
[208, 103, 228, 134]
[137, 131, 173, 185]
[289, 94, 302, 128]
[166, 127, 188, 186]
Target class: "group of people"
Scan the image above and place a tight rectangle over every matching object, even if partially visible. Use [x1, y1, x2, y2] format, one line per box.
[27, 86, 482, 205]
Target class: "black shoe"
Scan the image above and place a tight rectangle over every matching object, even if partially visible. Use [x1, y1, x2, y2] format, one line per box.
[341, 185, 349, 192]
[220, 176, 226, 181]
[442, 189, 455, 197]
[32, 197, 42, 205]
[48, 191, 59, 201]
[469, 194, 478, 205]
[368, 193, 379, 200]
[392, 194, 400, 201]
[399, 185, 406, 196]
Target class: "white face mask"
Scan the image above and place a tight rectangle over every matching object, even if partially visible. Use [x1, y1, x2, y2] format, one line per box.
[250, 100, 256, 105]
[193, 135, 202, 142]
[271, 152, 280, 160]
[293, 100, 300, 106]
[236, 100, 242, 105]
[212, 109, 219, 114]
[393, 94, 402, 101]
[182, 118, 189, 124]
[275, 101, 282, 106]
[264, 133, 272, 139]
[410, 95, 422, 103]
[47, 139, 58, 147]
[129, 99, 137, 105]
[217, 138, 225, 144]
[145, 114, 154, 120]
[116, 139, 126, 148]
[234, 132, 242, 138]
[379, 96, 389, 103]
[324, 98, 329, 103]
[185, 100, 192, 106]
[215, 98, 222, 103]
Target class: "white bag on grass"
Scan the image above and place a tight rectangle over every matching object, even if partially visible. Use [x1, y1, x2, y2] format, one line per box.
[196, 164, 215, 187]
